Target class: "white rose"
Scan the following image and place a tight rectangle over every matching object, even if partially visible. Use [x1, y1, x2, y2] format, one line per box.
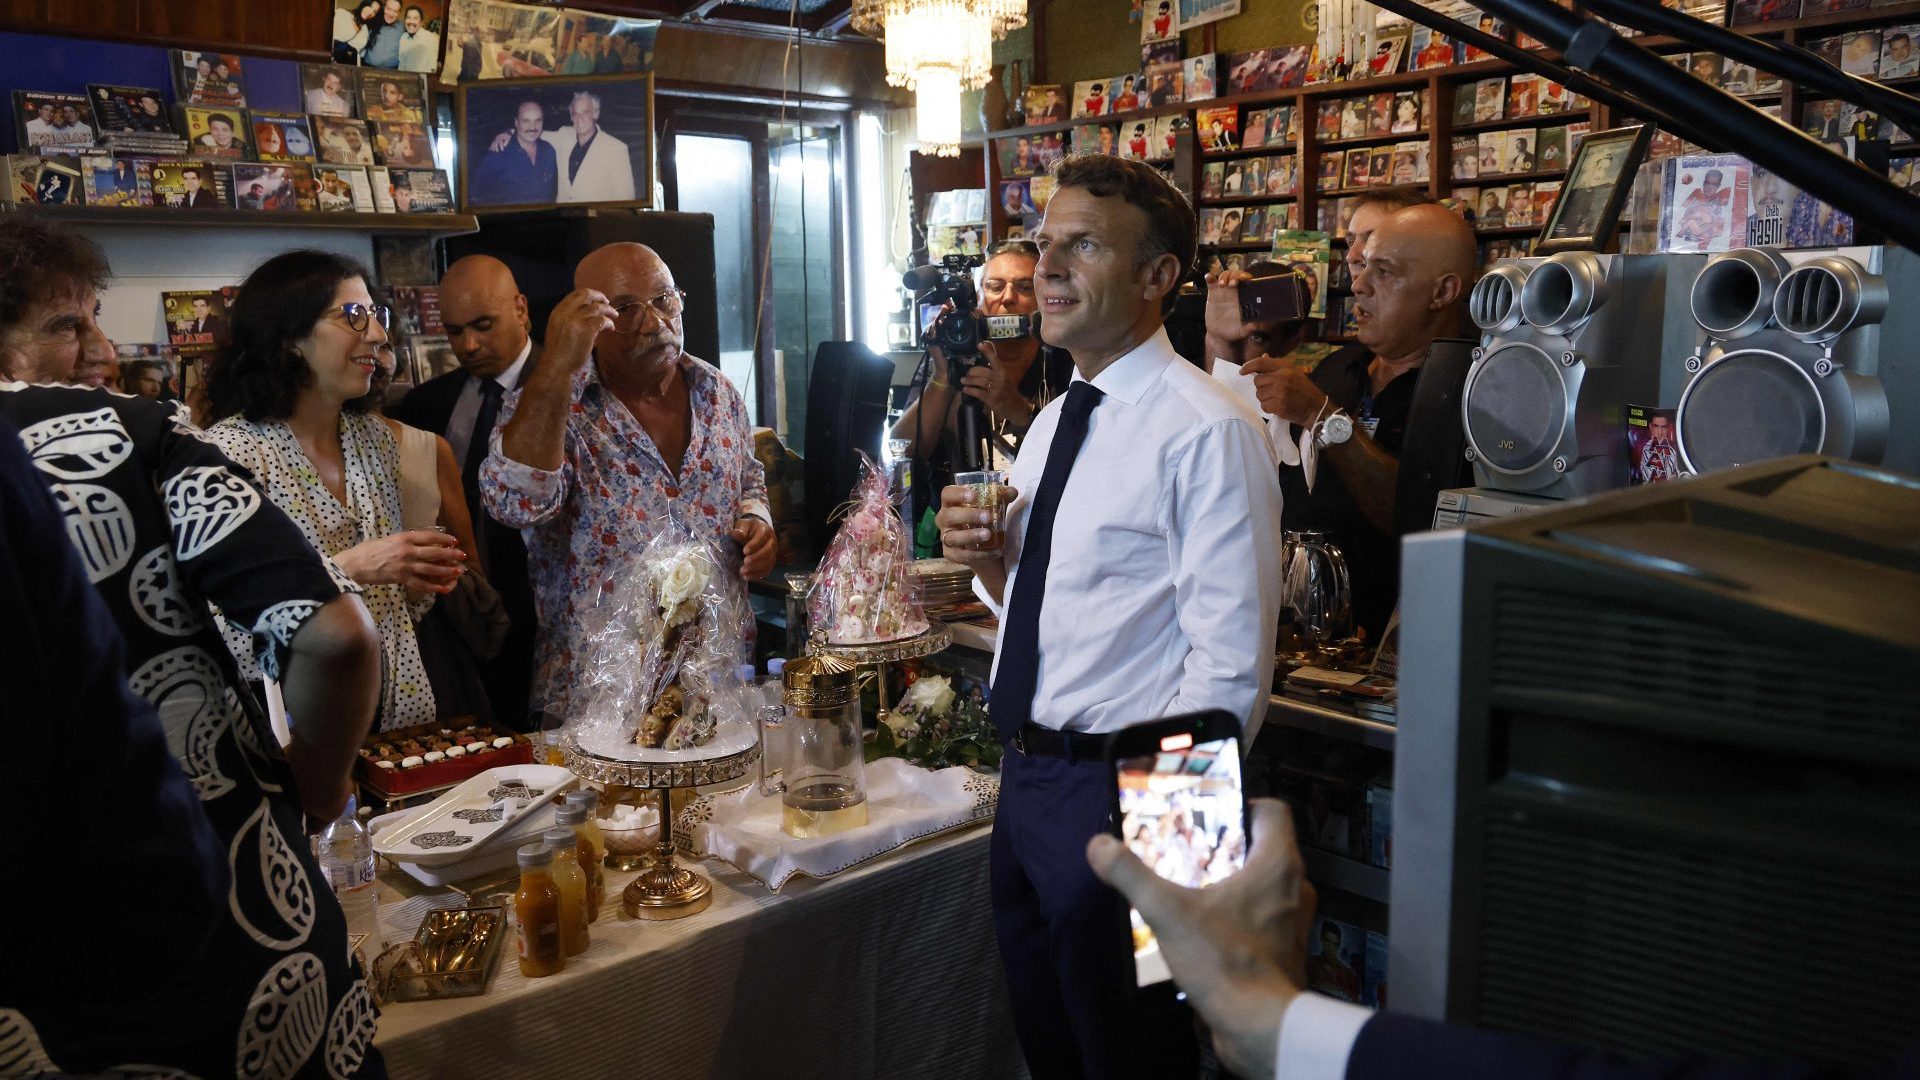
[657, 551, 711, 625]
[883, 709, 919, 739]
[901, 675, 956, 716]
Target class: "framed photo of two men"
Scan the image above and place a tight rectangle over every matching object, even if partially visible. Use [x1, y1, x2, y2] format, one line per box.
[456, 72, 653, 211]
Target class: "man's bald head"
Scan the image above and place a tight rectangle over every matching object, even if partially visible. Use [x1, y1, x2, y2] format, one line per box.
[440, 254, 530, 379]
[576, 243, 682, 374]
[1351, 204, 1478, 360]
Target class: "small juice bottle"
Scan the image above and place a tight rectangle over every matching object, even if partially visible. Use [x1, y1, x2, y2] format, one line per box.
[513, 842, 565, 978]
[543, 827, 591, 956]
[561, 794, 606, 921]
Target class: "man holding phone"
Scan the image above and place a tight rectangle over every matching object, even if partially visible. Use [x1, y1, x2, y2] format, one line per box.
[936, 154, 1285, 1078]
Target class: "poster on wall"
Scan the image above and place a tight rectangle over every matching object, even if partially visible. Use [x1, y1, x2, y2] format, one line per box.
[332, 0, 449, 73]
[438, 0, 657, 85]
[456, 72, 653, 210]
[1176, 0, 1239, 33]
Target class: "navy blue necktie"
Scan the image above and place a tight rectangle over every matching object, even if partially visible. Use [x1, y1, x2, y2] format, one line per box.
[991, 381, 1104, 742]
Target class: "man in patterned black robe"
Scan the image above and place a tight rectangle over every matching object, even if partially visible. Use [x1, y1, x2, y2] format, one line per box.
[0, 218, 389, 1078]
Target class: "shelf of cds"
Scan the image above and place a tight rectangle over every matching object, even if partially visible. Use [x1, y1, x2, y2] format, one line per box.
[6, 48, 463, 225]
[970, 0, 1920, 325]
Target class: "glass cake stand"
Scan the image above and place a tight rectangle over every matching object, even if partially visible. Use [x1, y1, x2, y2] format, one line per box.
[560, 736, 761, 920]
[806, 622, 953, 728]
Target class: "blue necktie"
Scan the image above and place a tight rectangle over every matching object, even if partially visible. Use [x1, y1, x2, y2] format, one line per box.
[990, 381, 1104, 742]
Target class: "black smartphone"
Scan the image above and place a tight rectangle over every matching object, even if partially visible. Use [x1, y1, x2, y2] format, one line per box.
[1238, 269, 1309, 325]
[1106, 710, 1249, 988]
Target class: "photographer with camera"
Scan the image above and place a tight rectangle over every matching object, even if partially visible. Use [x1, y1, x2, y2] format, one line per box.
[893, 240, 1073, 544]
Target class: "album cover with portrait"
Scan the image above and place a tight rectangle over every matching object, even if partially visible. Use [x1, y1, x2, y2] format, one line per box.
[1149, 116, 1180, 161]
[80, 155, 150, 207]
[1316, 100, 1342, 140]
[162, 289, 231, 355]
[1473, 78, 1505, 123]
[148, 159, 228, 209]
[171, 50, 248, 108]
[1025, 84, 1065, 124]
[88, 85, 177, 137]
[1072, 79, 1111, 119]
[361, 70, 429, 123]
[1195, 106, 1238, 151]
[314, 116, 378, 165]
[301, 63, 358, 119]
[373, 120, 436, 168]
[180, 106, 251, 159]
[14, 91, 97, 153]
[231, 163, 301, 211]
[1451, 136, 1479, 180]
[392, 167, 455, 212]
[1338, 97, 1368, 139]
[1657, 154, 1750, 253]
[1318, 150, 1344, 192]
[1182, 54, 1217, 101]
[313, 164, 377, 212]
[1366, 146, 1393, 187]
[1625, 405, 1683, 485]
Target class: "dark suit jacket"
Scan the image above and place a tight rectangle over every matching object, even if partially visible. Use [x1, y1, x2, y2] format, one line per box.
[1352, 1013, 1920, 1080]
[392, 345, 541, 724]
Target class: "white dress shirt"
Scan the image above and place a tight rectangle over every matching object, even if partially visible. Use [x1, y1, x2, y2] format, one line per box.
[1275, 993, 1374, 1078]
[540, 127, 637, 203]
[446, 339, 531, 466]
[973, 327, 1285, 738]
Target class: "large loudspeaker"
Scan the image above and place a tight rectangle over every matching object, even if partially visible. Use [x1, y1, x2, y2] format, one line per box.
[1675, 245, 1920, 477]
[802, 341, 894, 559]
[1462, 252, 1705, 500]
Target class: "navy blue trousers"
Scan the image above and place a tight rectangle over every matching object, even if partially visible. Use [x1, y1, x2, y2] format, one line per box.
[991, 746, 1200, 1080]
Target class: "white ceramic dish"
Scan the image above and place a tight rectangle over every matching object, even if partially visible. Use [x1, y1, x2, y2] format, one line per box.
[369, 798, 564, 887]
[372, 764, 576, 867]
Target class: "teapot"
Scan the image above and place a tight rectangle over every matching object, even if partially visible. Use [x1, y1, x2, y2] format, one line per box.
[1282, 530, 1352, 648]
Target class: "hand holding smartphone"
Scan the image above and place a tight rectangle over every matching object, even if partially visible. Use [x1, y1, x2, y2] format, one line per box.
[1106, 710, 1249, 988]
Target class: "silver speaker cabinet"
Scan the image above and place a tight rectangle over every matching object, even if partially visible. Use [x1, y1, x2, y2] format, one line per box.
[1675, 245, 1920, 477]
[1463, 252, 1706, 500]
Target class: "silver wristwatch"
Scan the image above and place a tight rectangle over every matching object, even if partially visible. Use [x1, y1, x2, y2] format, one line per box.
[1314, 409, 1354, 448]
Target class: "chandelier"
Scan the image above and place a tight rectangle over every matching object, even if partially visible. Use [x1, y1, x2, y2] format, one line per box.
[852, 0, 1026, 156]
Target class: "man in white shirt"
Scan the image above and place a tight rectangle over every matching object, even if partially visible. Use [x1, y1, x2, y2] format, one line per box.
[937, 154, 1285, 1078]
[304, 69, 354, 117]
[544, 92, 636, 204]
[398, 4, 441, 73]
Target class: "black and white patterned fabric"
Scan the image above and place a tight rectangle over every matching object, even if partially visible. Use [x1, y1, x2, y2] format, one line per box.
[0, 384, 383, 1079]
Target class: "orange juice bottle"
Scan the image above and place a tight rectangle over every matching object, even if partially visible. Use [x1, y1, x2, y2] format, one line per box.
[561, 794, 606, 921]
[513, 843, 565, 978]
[543, 828, 591, 956]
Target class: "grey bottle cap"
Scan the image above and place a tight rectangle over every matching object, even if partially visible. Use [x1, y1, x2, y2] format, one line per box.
[564, 789, 598, 811]
[555, 804, 587, 825]
[543, 827, 577, 852]
[517, 842, 553, 870]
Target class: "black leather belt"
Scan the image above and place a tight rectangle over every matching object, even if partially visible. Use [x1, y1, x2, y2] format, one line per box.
[1010, 723, 1108, 760]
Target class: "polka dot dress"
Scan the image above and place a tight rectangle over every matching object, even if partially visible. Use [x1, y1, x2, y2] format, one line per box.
[210, 411, 437, 730]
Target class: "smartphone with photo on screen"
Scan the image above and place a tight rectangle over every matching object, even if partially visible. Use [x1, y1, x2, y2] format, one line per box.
[1107, 710, 1248, 988]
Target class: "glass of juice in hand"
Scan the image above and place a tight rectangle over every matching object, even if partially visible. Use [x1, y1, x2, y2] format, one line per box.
[954, 470, 1009, 549]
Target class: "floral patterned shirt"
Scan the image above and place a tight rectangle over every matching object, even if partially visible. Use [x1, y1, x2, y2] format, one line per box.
[480, 356, 768, 718]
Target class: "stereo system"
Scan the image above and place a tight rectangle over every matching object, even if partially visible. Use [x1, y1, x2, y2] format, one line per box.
[1675, 245, 1920, 477]
[1461, 252, 1705, 500]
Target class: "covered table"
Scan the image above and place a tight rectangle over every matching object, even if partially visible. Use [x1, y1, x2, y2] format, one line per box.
[372, 824, 1027, 1079]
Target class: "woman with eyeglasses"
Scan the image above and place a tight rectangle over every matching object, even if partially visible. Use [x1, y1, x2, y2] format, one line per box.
[205, 249, 462, 730]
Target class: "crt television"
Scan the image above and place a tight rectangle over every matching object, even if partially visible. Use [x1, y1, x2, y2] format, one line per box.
[1394, 455, 1920, 1069]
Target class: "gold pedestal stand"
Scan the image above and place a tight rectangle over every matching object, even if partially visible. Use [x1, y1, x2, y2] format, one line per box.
[562, 738, 761, 921]
[807, 622, 953, 728]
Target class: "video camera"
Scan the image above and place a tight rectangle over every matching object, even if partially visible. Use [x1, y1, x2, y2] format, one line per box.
[902, 254, 1041, 471]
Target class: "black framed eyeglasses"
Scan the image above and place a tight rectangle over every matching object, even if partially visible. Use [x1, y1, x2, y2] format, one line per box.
[334, 302, 392, 333]
[611, 289, 686, 331]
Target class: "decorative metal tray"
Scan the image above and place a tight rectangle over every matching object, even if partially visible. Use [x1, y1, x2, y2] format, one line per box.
[379, 906, 507, 1002]
[562, 737, 761, 790]
[809, 621, 952, 664]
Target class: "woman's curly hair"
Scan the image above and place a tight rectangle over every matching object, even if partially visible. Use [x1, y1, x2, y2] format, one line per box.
[205, 248, 375, 422]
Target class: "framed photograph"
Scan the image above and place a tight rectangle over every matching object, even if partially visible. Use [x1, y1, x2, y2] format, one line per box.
[171, 50, 248, 108]
[361, 70, 430, 123]
[457, 72, 653, 210]
[88, 85, 176, 136]
[232, 163, 301, 210]
[1537, 124, 1653, 254]
[300, 64, 358, 118]
[181, 106, 251, 159]
[334, 0, 447, 71]
[14, 91, 97, 153]
[314, 116, 378, 165]
[252, 112, 317, 162]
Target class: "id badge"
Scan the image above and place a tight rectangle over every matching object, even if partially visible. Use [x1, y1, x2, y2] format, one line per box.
[1361, 416, 1380, 439]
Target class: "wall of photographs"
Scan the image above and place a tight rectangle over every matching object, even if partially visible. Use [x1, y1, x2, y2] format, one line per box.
[978, 0, 1920, 342]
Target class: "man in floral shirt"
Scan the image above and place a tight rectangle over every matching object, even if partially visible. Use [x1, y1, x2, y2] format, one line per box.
[482, 243, 774, 718]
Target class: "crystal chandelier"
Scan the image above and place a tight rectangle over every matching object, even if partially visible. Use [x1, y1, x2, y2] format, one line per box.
[852, 0, 1026, 157]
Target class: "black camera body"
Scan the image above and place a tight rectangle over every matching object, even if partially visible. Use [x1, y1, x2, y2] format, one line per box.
[902, 254, 1040, 471]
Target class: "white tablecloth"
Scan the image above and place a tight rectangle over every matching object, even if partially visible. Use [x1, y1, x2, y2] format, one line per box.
[372, 824, 1027, 1080]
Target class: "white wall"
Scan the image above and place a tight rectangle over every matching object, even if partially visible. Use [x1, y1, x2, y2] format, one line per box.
[70, 223, 377, 348]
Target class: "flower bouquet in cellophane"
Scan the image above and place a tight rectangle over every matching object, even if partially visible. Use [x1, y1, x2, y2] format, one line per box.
[570, 524, 758, 757]
[808, 454, 928, 645]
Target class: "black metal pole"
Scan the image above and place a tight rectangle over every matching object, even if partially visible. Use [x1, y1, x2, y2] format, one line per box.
[1578, 0, 1920, 136]
[1463, 0, 1920, 252]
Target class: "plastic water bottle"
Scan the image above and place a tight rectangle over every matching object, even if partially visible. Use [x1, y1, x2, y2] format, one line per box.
[314, 794, 382, 950]
[757, 659, 789, 797]
[763, 658, 788, 709]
